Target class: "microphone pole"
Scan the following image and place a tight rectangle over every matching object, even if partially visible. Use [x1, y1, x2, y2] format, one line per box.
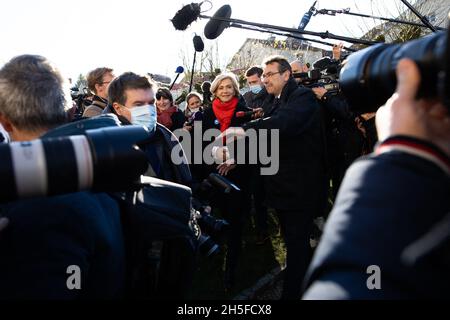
[316, 8, 444, 31]
[400, 0, 437, 32]
[189, 50, 197, 92]
[199, 14, 380, 45]
[230, 23, 356, 52]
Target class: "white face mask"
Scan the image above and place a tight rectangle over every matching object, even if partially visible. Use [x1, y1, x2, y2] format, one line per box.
[249, 85, 262, 94]
[130, 104, 157, 131]
[189, 107, 200, 114]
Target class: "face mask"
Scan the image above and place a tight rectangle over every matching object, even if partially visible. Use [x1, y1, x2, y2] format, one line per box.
[189, 107, 200, 114]
[250, 85, 262, 94]
[130, 104, 157, 131]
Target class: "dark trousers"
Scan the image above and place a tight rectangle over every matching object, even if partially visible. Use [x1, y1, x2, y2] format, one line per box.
[250, 167, 268, 234]
[276, 209, 314, 300]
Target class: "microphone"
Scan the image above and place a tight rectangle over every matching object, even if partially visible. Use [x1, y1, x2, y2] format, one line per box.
[204, 5, 232, 40]
[236, 110, 254, 118]
[170, 66, 185, 90]
[171, 2, 202, 30]
[193, 35, 204, 52]
[298, 1, 317, 31]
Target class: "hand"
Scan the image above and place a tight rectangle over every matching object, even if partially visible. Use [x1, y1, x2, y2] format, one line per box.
[217, 159, 237, 176]
[217, 127, 246, 142]
[183, 125, 193, 132]
[355, 116, 366, 136]
[214, 146, 230, 163]
[376, 58, 450, 156]
[332, 43, 344, 60]
[252, 108, 264, 119]
[0, 217, 9, 232]
[312, 87, 328, 100]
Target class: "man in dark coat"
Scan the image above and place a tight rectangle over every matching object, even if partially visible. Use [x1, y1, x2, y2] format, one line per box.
[221, 55, 327, 299]
[0, 55, 125, 299]
[303, 59, 450, 299]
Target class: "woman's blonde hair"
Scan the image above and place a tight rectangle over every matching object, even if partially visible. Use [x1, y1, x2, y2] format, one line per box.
[210, 73, 240, 98]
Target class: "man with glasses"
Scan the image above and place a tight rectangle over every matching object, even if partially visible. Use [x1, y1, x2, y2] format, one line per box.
[220, 55, 327, 299]
[83, 67, 115, 118]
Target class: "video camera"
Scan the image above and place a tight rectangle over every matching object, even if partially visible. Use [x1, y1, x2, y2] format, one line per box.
[294, 56, 342, 95]
[70, 86, 91, 118]
[340, 25, 448, 113]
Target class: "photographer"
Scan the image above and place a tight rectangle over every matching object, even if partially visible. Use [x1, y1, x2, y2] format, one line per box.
[303, 59, 450, 299]
[290, 60, 309, 85]
[0, 55, 125, 299]
[82, 67, 115, 118]
[312, 85, 366, 199]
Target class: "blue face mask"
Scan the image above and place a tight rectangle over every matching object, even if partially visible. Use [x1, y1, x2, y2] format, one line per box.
[130, 104, 157, 131]
[249, 85, 262, 94]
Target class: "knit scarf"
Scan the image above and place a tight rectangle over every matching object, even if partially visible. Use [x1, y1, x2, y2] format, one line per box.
[157, 105, 177, 129]
[212, 96, 238, 132]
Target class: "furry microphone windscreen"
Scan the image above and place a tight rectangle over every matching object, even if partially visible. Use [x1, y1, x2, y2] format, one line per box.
[171, 3, 202, 31]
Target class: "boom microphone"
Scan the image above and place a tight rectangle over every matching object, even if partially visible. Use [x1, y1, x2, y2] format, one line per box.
[171, 2, 202, 31]
[193, 35, 205, 52]
[204, 5, 232, 40]
[170, 66, 185, 90]
[236, 110, 254, 118]
[298, 1, 317, 31]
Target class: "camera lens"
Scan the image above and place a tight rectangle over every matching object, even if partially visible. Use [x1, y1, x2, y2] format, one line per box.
[340, 31, 447, 113]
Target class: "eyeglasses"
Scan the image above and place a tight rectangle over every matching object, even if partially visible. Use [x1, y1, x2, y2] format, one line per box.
[100, 81, 111, 85]
[262, 71, 283, 79]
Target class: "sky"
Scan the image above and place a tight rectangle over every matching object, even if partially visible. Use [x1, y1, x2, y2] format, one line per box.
[0, 0, 406, 82]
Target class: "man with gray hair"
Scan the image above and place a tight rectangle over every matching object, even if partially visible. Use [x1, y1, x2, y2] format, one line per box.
[290, 60, 309, 84]
[0, 55, 125, 299]
[0, 55, 68, 140]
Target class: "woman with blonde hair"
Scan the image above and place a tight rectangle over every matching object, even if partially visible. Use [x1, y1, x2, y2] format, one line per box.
[200, 72, 253, 290]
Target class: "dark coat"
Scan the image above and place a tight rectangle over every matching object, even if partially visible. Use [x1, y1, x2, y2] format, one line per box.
[303, 151, 450, 299]
[243, 78, 327, 212]
[0, 192, 125, 299]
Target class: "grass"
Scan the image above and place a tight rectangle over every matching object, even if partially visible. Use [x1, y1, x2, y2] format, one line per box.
[187, 209, 286, 300]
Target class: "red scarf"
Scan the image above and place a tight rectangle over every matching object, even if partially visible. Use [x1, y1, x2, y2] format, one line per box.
[212, 97, 238, 132]
[157, 106, 177, 129]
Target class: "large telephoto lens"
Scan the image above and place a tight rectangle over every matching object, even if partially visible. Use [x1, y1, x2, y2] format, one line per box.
[340, 29, 447, 113]
[0, 126, 149, 203]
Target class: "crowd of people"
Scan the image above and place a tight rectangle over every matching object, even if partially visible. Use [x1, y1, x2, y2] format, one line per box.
[0, 40, 448, 300]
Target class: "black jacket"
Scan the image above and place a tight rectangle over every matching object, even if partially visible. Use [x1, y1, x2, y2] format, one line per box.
[0, 193, 125, 299]
[168, 110, 186, 132]
[303, 150, 450, 299]
[243, 78, 327, 211]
